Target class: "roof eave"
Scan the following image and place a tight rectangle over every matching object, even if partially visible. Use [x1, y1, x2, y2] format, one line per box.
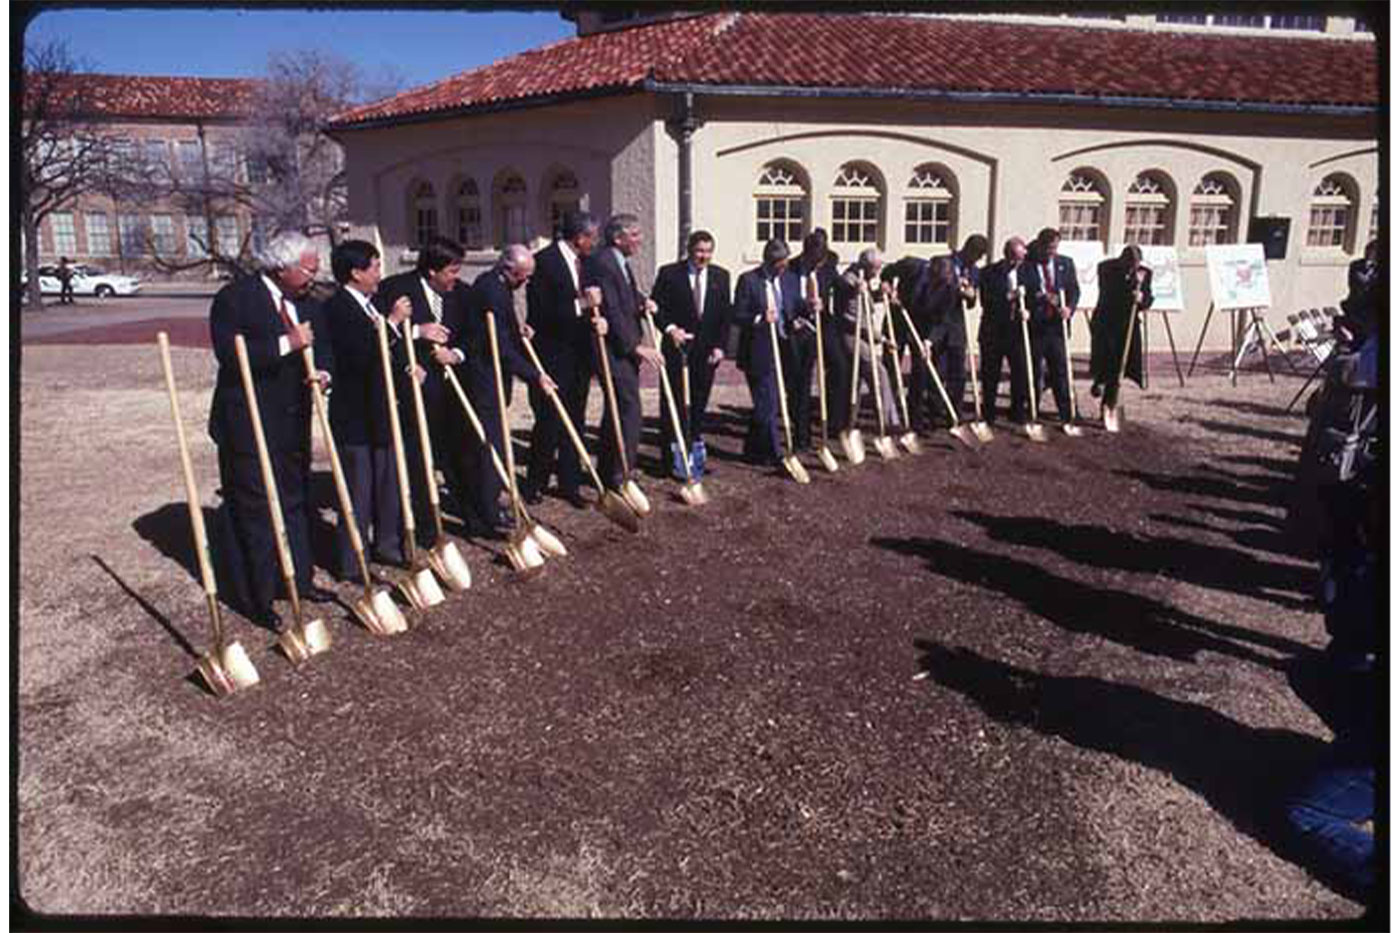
[641, 78, 1378, 118]
[328, 83, 644, 134]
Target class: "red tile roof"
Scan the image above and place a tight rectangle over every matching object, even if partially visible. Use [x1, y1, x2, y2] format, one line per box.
[331, 12, 1378, 128]
[23, 73, 261, 121]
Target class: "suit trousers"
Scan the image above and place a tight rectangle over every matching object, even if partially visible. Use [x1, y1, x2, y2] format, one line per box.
[465, 376, 511, 529]
[744, 364, 782, 463]
[980, 323, 1027, 424]
[1030, 324, 1073, 423]
[217, 441, 313, 616]
[425, 385, 470, 517]
[526, 351, 591, 496]
[597, 355, 642, 489]
[785, 331, 817, 449]
[662, 346, 718, 452]
[338, 444, 403, 574]
[929, 326, 968, 421]
[823, 322, 854, 434]
[842, 336, 902, 432]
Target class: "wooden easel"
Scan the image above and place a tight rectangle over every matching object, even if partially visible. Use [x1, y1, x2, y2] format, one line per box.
[1187, 302, 1296, 387]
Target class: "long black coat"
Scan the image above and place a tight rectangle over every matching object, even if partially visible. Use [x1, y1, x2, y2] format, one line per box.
[651, 260, 733, 359]
[1090, 259, 1155, 388]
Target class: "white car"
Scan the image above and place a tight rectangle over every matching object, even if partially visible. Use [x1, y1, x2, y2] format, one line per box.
[28, 264, 143, 298]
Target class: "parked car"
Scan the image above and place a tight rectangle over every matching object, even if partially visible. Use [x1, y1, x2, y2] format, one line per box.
[23, 264, 143, 298]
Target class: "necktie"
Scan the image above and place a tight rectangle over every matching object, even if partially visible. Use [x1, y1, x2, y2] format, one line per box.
[769, 279, 785, 338]
[277, 295, 298, 336]
[692, 268, 704, 318]
[426, 286, 443, 322]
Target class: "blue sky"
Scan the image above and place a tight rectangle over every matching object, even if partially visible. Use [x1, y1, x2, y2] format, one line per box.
[23, 8, 576, 97]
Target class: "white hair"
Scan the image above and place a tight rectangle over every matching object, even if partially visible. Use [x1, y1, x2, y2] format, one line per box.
[858, 246, 882, 267]
[497, 243, 535, 273]
[255, 231, 315, 272]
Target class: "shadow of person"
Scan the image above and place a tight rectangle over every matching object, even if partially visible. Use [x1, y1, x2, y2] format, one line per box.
[1150, 512, 1303, 561]
[89, 553, 199, 659]
[949, 510, 1314, 610]
[1179, 416, 1303, 447]
[1114, 468, 1281, 508]
[133, 503, 249, 619]
[910, 640, 1348, 898]
[874, 536, 1309, 667]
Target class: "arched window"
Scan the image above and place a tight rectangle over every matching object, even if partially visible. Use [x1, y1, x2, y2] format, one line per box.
[830, 162, 884, 248]
[1123, 171, 1175, 245]
[410, 180, 438, 249]
[545, 168, 582, 239]
[904, 164, 956, 248]
[1058, 171, 1107, 244]
[754, 160, 809, 244]
[1307, 174, 1356, 249]
[454, 178, 482, 250]
[495, 171, 529, 247]
[1187, 173, 1239, 246]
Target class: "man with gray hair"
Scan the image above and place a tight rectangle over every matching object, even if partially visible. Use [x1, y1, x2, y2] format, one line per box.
[207, 229, 335, 626]
[834, 247, 903, 436]
[581, 213, 663, 494]
[733, 238, 803, 465]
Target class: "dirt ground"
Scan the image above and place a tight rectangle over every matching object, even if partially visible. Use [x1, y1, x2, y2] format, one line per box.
[15, 331, 1366, 922]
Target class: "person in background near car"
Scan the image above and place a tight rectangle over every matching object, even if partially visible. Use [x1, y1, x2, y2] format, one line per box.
[374, 237, 463, 541]
[325, 239, 413, 576]
[57, 256, 75, 305]
[206, 231, 335, 626]
[651, 229, 732, 474]
[449, 245, 555, 537]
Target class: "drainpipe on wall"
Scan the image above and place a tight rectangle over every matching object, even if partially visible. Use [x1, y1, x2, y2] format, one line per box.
[665, 92, 704, 260]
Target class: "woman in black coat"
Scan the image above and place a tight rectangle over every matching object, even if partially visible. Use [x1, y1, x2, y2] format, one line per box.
[1090, 245, 1154, 426]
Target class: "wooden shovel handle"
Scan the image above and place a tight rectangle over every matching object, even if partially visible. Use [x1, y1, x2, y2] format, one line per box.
[1020, 315, 1040, 422]
[861, 289, 888, 434]
[401, 325, 444, 536]
[483, 309, 525, 517]
[232, 335, 300, 590]
[594, 323, 632, 477]
[520, 337, 610, 495]
[965, 298, 987, 419]
[881, 292, 912, 427]
[159, 333, 218, 600]
[374, 317, 418, 556]
[441, 363, 514, 490]
[643, 310, 695, 471]
[768, 318, 796, 455]
[895, 301, 961, 424]
[301, 347, 372, 590]
[810, 272, 830, 427]
[1061, 314, 1079, 421]
[848, 283, 864, 413]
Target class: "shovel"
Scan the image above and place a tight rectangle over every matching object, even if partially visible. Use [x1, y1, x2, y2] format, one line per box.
[881, 295, 921, 455]
[642, 311, 708, 505]
[301, 344, 407, 635]
[1105, 293, 1142, 434]
[808, 272, 840, 473]
[891, 301, 980, 450]
[375, 317, 447, 610]
[519, 338, 641, 533]
[233, 335, 332, 663]
[839, 282, 867, 465]
[401, 328, 473, 590]
[680, 363, 709, 480]
[1059, 307, 1084, 437]
[1017, 313, 1050, 444]
[768, 315, 811, 484]
[592, 310, 651, 516]
[861, 289, 899, 460]
[158, 333, 261, 694]
[963, 302, 995, 443]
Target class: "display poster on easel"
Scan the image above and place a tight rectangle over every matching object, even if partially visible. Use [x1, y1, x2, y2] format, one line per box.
[1205, 243, 1271, 310]
[1058, 240, 1105, 309]
[1113, 244, 1184, 311]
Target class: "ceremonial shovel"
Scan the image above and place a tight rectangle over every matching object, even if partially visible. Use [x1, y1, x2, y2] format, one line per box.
[861, 289, 899, 461]
[1059, 295, 1084, 437]
[484, 310, 550, 572]
[589, 295, 652, 516]
[233, 335, 332, 663]
[643, 310, 708, 505]
[880, 296, 921, 455]
[374, 318, 447, 610]
[401, 330, 473, 590]
[1017, 306, 1050, 444]
[1106, 286, 1144, 434]
[892, 300, 979, 450]
[964, 303, 995, 443]
[301, 344, 407, 635]
[839, 286, 866, 465]
[519, 337, 642, 533]
[681, 361, 708, 478]
[768, 312, 811, 485]
[807, 272, 840, 473]
[158, 333, 260, 694]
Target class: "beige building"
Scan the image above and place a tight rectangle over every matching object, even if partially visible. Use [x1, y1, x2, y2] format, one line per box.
[329, 11, 1378, 351]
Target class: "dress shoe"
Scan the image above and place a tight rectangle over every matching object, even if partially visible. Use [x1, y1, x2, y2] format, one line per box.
[299, 585, 339, 604]
[519, 482, 544, 506]
[371, 549, 405, 566]
[561, 488, 588, 510]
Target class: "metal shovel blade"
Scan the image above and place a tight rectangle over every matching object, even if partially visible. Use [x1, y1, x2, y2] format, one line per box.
[971, 420, 995, 443]
[782, 455, 812, 485]
[676, 480, 709, 506]
[948, 424, 980, 450]
[839, 429, 866, 464]
[399, 567, 446, 609]
[278, 626, 313, 666]
[428, 541, 473, 592]
[1022, 421, 1050, 444]
[622, 480, 652, 516]
[197, 643, 261, 696]
[599, 492, 642, 533]
[529, 522, 569, 558]
[506, 531, 546, 572]
[353, 589, 407, 635]
[1103, 405, 1122, 434]
[301, 617, 333, 655]
[817, 445, 840, 473]
[875, 436, 899, 460]
[899, 432, 923, 455]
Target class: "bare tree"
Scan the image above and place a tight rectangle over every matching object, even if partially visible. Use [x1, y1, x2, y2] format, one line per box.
[20, 40, 119, 311]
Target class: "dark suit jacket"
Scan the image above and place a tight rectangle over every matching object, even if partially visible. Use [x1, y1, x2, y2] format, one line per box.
[583, 248, 645, 363]
[912, 270, 964, 343]
[375, 270, 461, 408]
[1021, 253, 1081, 328]
[526, 241, 594, 366]
[651, 260, 732, 357]
[977, 259, 1029, 335]
[881, 256, 928, 312]
[451, 269, 540, 400]
[734, 266, 803, 373]
[208, 273, 332, 454]
[325, 286, 403, 447]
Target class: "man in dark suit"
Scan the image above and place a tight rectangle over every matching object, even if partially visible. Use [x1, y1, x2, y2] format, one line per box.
[523, 212, 599, 508]
[374, 236, 463, 538]
[207, 231, 335, 625]
[786, 230, 834, 452]
[735, 238, 804, 465]
[651, 229, 732, 472]
[325, 239, 416, 576]
[446, 245, 554, 535]
[907, 256, 957, 431]
[928, 234, 988, 420]
[1339, 238, 1379, 346]
[1020, 227, 1081, 425]
[977, 237, 1030, 425]
[584, 214, 664, 493]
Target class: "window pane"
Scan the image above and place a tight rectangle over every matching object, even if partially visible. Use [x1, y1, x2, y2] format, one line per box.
[151, 214, 176, 254]
[177, 140, 203, 178]
[216, 216, 240, 256]
[85, 213, 111, 256]
[119, 214, 146, 255]
[51, 213, 77, 255]
[186, 216, 209, 258]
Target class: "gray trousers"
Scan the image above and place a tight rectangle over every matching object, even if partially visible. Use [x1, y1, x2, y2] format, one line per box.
[842, 336, 903, 431]
[338, 443, 403, 575]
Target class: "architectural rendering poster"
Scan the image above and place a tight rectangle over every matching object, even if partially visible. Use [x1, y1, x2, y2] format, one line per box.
[1205, 242, 1272, 310]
